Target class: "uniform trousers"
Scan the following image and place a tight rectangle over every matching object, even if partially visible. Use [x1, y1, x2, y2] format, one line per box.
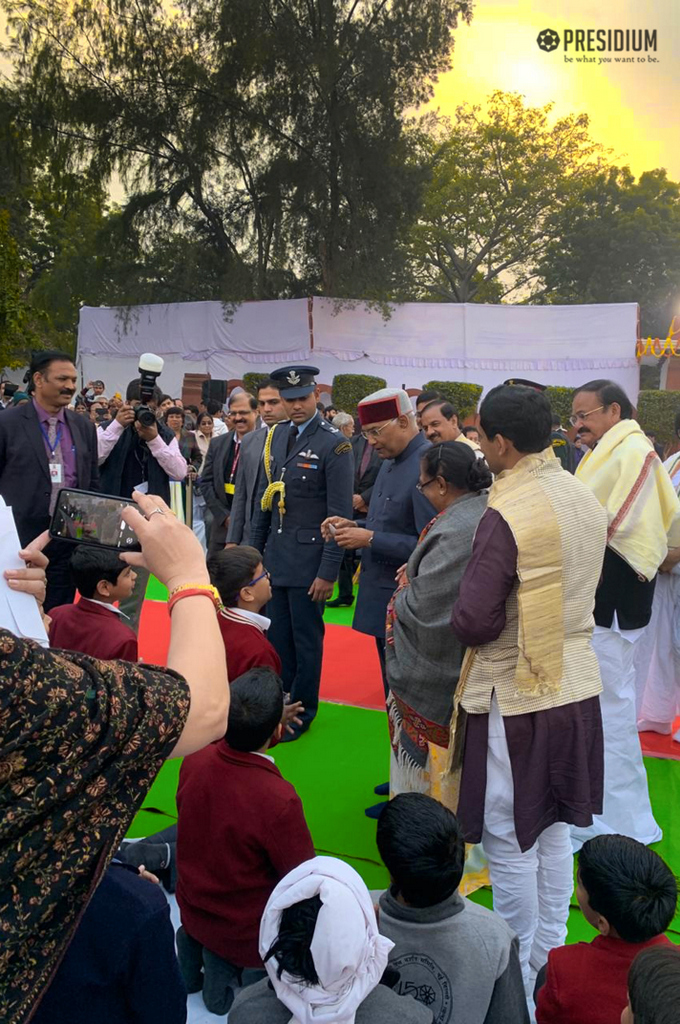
[482, 695, 573, 985]
[268, 586, 325, 727]
[571, 628, 661, 848]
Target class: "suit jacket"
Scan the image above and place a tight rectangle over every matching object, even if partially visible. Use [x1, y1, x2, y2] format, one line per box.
[226, 427, 268, 546]
[250, 414, 354, 587]
[48, 599, 138, 662]
[351, 434, 381, 509]
[0, 402, 99, 545]
[354, 433, 435, 638]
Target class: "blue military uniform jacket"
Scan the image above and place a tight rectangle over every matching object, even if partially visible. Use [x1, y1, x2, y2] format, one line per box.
[251, 413, 354, 588]
[353, 433, 435, 638]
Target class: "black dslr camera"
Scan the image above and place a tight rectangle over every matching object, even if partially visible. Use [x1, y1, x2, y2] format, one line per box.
[134, 353, 164, 428]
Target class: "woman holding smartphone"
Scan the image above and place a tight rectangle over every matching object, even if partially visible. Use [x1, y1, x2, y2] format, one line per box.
[1, 494, 229, 1024]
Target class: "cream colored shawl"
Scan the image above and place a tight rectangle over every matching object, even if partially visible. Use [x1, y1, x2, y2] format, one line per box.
[577, 420, 680, 581]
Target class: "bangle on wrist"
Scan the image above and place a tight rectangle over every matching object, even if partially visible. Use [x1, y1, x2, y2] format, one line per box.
[167, 583, 222, 614]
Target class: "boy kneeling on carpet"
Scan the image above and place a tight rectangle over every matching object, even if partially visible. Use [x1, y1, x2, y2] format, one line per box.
[175, 666, 315, 1016]
[376, 793, 528, 1024]
[535, 834, 678, 1024]
[48, 546, 138, 661]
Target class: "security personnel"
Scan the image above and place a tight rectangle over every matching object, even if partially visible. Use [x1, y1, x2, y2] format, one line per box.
[250, 365, 354, 740]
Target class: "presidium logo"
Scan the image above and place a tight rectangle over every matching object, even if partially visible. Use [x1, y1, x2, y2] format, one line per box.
[536, 27, 659, 63]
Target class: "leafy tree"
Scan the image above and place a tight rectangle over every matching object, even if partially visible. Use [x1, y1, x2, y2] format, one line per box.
[3, 0, 474, 302]
[534, 166, 680, 338]
[401, 92, 603, 303]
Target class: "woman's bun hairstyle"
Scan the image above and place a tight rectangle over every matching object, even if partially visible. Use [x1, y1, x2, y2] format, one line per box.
[465, 457, 492, 493]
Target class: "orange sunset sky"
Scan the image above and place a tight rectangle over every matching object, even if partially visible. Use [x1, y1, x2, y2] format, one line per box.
[1, 0, 678, 181]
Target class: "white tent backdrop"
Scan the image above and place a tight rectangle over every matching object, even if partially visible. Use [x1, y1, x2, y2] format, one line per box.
[78, 298, 640, 402]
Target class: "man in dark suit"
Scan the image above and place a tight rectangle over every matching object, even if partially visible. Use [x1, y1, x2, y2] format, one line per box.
[327, 416, 380, 608]
[0, 350, 100, 609]
[201, 391, 258, 555]
[250, 366, 354, 740]
[226, 380, 288, 547]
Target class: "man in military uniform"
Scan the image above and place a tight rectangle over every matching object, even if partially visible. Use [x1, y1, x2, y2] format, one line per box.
[250, 365, 354, 741]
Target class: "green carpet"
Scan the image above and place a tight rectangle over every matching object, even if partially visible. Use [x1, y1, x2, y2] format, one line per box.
[129, 701, 680, 945]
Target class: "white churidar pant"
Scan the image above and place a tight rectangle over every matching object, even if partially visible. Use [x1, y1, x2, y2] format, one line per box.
[571, 628, 661, 849]
[482, 695, 574, 984]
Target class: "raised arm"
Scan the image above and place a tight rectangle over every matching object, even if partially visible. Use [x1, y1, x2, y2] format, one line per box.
[121, 492, 229, 757]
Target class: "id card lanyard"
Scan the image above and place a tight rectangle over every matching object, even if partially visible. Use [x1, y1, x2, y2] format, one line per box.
[39, 422, 64, 483]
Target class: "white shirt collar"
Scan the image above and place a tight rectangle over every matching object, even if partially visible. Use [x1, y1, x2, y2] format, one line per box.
[80, 597, 130, 619]
[253, 751, 275, 764]
[226, 607, 272, 630]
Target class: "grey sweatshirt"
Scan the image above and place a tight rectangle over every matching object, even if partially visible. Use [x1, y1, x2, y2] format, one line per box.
[377, 888, 529, 1024]
[229, 976, 434, 1023]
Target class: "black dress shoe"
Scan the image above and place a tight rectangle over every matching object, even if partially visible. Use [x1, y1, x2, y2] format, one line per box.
[364, 801, 388, 819]
[374, 782, 390, 796]
[326, 597, 355, 608]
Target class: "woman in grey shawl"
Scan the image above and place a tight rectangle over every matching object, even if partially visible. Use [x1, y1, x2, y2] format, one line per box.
[385, 441, 490, 810]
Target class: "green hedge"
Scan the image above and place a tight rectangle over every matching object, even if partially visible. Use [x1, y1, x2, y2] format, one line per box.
[637, 390, 680, 446]
[242, 372, 271, 395]
[332, 374, 387, 416]
[421, 381, 483, 420]
[544, 386, 575, 429]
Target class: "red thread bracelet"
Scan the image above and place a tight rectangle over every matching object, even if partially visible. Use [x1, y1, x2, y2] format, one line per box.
[167, 586, 222, 614]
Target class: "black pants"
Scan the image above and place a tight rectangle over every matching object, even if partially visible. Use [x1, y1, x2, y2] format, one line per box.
[177, 927, 266, 1015]
[268, 586, 325, 726]
[44, 539, 76, 612]
[336, 550, 357, 601]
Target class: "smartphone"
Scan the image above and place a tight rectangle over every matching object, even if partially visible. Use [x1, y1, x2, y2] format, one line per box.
[49, 488, 142, 551]
[328, 522, 337, 537]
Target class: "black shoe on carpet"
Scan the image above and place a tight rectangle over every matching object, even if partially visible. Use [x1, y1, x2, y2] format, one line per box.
[364, 801, 388, 819]
[326, 597, 354, 608]
[373, 782, 389, 796]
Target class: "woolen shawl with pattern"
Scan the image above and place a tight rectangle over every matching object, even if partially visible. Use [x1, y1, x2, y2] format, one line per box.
[0, 629, 190, 1024]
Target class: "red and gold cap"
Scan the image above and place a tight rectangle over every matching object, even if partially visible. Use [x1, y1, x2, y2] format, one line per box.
[357, 388, 413, 427]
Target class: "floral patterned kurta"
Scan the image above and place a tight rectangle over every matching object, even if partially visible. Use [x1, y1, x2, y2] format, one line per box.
[0, 630, 190, 1024]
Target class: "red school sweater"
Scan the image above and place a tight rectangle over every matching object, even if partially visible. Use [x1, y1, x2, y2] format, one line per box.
[217, 607, 282, 682]
[176, 742, 314, 969]
[48, 598, 138, 662]
[535, 933, 673, 1024]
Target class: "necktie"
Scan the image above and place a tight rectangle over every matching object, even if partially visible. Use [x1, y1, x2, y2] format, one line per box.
[359, 439, 372, 478]
[47, 416, 64, 514]
[286, 423, 299, 455]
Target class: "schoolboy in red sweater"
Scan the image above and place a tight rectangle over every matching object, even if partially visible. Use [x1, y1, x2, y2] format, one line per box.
[209, 545, 303, 735]
[176, 667, 315, 1016]
[535, 835, 677, 1024]
[208, 545, 281, 679]
[48, 546, 138, 661]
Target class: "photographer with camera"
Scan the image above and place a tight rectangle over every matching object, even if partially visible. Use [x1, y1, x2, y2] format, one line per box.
[97, 356, 188, 627]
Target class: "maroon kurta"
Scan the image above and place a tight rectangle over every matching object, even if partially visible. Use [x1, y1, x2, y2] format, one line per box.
[49, 598, 138, 661]
[451, 509, 603, 852]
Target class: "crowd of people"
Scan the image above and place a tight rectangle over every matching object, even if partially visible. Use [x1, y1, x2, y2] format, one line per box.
[1, 352, 680, 1024]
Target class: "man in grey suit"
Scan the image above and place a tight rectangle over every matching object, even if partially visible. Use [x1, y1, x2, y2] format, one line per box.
[200, 391, 258, 556]
[226, 379, 288, 547]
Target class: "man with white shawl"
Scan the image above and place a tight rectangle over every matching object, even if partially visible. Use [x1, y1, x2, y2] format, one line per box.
[635, 410, 680, 742]
[570, 380, 680, 848]
[229, 857, 432, 1024]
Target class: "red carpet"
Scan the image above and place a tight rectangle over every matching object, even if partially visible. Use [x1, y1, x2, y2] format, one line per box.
[138, 600, 680, 759]
[138, 602, 386, 710]
[639, 719, 680, 761]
